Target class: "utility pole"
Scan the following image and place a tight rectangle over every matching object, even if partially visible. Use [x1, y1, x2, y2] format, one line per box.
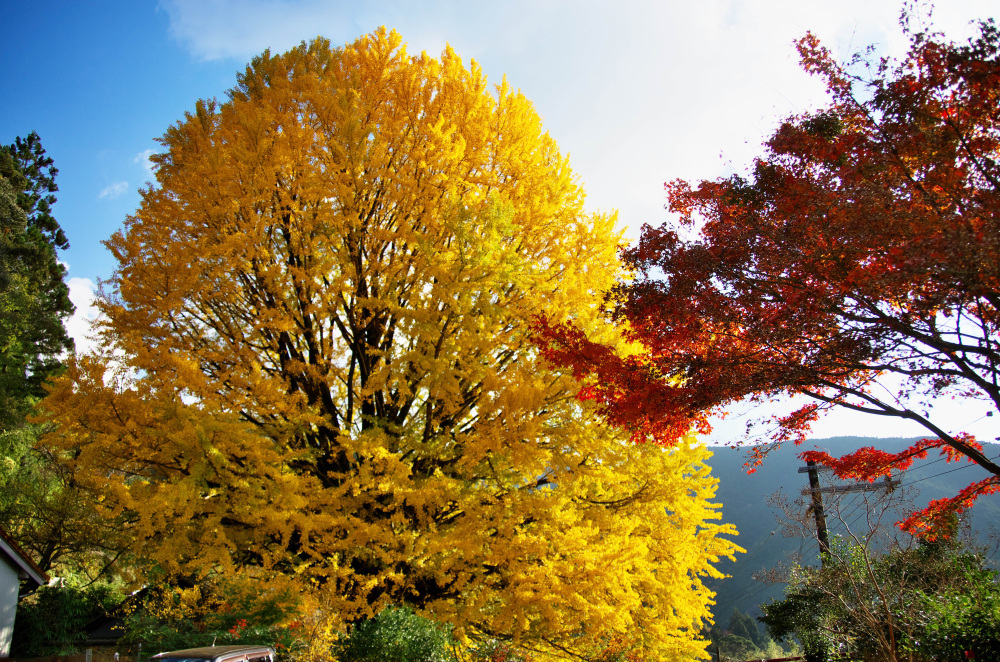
[802, 460, 830, 562]
[798, 462, 901, 566]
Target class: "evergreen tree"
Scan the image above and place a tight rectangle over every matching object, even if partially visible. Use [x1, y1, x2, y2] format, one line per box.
[728, 608, 766, 649]
[0, 132, 73, 433]
[0, 134, 98, 578]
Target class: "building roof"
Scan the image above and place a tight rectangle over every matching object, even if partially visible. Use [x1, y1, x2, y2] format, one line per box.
[0, 524, 48, 587]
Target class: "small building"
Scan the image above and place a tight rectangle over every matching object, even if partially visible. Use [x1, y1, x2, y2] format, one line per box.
[0, 526, 47, 657]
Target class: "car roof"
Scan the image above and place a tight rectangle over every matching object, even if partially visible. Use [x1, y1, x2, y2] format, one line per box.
[151, 645, 275, 661]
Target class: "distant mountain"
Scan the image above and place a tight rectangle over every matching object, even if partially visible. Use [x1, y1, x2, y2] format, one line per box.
[703, 437, 1000, 622]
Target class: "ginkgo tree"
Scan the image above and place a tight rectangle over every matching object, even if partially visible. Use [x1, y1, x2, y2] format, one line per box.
[535, 16, 1000, 539]
[38, 30, 738, 660]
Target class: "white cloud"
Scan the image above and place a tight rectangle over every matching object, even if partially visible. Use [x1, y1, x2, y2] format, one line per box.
[160, 0, 358, 61]
[66, 277, 102, 356]
[156, 0, 998, 241]
[135, 149, 157, 178]
[98, 181, 129, 200]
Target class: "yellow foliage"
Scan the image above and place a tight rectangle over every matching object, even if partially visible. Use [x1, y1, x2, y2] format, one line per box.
[39, 29, 739, 660]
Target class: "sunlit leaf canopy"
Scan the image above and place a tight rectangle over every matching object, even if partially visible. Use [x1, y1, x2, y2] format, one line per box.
[535, 19, 1000, 539]
[39, 29, 739, 660]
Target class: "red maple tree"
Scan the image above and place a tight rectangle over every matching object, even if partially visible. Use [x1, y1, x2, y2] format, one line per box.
[535, 16, 1000, 537]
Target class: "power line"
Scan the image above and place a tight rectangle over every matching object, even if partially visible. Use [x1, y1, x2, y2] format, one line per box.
[905, 461, 980, 485]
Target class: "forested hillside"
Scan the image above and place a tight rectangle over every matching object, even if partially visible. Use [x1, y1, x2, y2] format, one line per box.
[707, 437, 1000, 621]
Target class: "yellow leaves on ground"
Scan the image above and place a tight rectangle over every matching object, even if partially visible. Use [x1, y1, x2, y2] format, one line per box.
[39, 29, 739, 660]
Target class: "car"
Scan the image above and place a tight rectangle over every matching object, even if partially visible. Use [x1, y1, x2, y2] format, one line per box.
[150, 645, 276, 662]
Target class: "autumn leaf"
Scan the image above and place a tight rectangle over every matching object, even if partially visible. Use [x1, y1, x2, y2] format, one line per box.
[534, 16, 1000, 538]
[39, 30, 739, 660]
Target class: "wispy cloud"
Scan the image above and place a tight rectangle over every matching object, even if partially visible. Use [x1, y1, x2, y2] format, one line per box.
[151, 0, 903, 233]
[135, 149, 157, 177]
[156, 0, 998, 237]
[99, 181, 129, 200]
[161, 0, 358, 61]
[159, 0, 468, 62]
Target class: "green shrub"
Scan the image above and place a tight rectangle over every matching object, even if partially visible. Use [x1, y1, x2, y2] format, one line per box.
[910, 587, 1000, 661]
[11, 582, 123, 656]
[334, 606, 457, 662]
[761, 537, 1000, 662]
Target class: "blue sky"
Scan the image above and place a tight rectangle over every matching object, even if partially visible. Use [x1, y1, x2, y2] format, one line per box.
[2, 0, 997, 443]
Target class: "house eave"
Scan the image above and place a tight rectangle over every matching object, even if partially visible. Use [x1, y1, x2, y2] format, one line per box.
[0, 527, 47, 588]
